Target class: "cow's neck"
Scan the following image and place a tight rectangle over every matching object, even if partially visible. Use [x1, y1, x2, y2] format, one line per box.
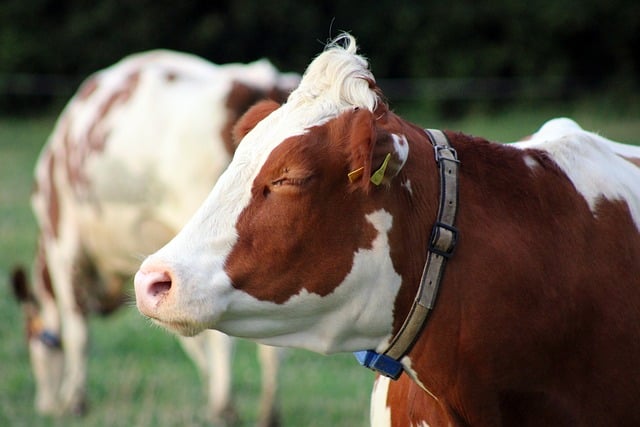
[355, 127, 460, 384]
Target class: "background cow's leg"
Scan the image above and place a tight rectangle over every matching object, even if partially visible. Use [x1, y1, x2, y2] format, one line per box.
[206, 331, 239, 426]
[43, 225, 89, 415]
[256, 344, 282, 427]
[177, 333, 209, 380]
[30, 337, 64, 414]
[27, 256, 64, 415]
[178, 330, 239, 426]
[58, 311, 88, 415]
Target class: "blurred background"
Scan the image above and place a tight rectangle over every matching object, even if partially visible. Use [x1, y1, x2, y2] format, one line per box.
[1, 1, 638, 426]
[2, 0, 639, 116]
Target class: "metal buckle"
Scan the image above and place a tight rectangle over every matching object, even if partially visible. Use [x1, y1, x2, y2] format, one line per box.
[429, 222, 458, 258]
[434, 145, 459, 164]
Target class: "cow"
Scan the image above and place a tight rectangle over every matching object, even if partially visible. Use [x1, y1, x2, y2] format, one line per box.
[133, 34, 640, 426]
[11, 49, 298, 427]
[367, 115, 640, 426]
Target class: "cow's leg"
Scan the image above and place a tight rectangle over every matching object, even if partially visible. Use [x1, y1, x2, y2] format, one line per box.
[256, 344, 282, 427]
[32, 306, 64, 414]
[206, 331, 239, 426]
[57, 292, 89, 415]
[178, 333, 209, 377]
[44, 231, 89, 415]
[179, 330, 239, 426]
[30, 337, 64, 414]
[28, 258, 65, 415]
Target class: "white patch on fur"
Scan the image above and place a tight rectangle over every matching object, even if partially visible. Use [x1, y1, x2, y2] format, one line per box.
[512, 118, 640, 230]
[371, 373, 432, 427]
[402, 179, 413, 195]
[402, 357, 440, 404]
[522, 154, 539, 169]
[370, 376, 392, 427]
[392, 134, 410, 168]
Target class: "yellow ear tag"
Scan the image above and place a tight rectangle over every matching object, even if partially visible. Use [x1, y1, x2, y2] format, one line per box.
[370, 153, 391, 186]
[347, 167, 365, 183]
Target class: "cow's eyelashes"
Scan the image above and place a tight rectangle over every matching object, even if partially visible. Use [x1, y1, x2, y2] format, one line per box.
[271, 177, 309, 186]
[263, 175, 313, 197]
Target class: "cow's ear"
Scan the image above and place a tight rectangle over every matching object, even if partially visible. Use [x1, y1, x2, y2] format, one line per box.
[347, 107, 409, 191]
[369, 128, 409, 187]
[232, 99, 281, 146]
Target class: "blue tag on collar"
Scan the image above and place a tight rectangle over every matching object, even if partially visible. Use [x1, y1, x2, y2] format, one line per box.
[353, 350, 403, 380]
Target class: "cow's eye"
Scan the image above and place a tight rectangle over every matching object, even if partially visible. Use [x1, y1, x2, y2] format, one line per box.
[271, 177, 308, 186]
[266, 173, 313, 196]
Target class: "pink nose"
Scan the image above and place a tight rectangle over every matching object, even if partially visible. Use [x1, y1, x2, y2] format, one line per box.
[134, 268, 173, 314]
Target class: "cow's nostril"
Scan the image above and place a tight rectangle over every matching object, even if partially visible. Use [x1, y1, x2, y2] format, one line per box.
[149, 279, 172, 297]
[134, 269, 173, 304]
[135, 268, 172, 316]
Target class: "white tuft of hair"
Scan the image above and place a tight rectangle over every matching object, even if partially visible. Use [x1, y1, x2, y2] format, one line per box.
[287, 33, 378, 115]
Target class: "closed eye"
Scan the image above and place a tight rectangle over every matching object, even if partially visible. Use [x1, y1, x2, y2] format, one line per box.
[259, 167, 315, 198]
[271, 176, 310, 186]
[263, 174, 314, 197]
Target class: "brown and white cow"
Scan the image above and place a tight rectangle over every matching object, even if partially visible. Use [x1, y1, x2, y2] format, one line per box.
[12, 49, 298, 426]
[134, 35, 640, 426]
[367, 115, 640, 426]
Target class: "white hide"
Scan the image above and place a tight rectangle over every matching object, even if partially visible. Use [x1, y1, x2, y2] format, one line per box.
[370, 376, 392, 427]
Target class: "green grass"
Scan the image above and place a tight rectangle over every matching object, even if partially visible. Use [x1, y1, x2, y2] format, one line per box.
[1, 105, 638, 427]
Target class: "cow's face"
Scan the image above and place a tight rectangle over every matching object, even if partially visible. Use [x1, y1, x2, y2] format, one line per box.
[135, 40, 414, 353]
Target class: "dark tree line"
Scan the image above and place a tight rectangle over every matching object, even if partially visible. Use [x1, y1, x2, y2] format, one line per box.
[1, 0, 639, 113]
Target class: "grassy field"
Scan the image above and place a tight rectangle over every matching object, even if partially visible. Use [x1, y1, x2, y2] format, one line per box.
[1, 104, 638, 427]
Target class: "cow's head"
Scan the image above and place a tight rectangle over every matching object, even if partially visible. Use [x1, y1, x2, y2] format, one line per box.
[135, 35, 426, 354]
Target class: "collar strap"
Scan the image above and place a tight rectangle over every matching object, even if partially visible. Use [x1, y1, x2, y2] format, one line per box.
[354, 129, 460, 379]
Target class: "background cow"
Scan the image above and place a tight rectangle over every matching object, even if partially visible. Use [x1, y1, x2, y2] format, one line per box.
[11, 49, 298, 426]
[134, 34, 640, 426]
